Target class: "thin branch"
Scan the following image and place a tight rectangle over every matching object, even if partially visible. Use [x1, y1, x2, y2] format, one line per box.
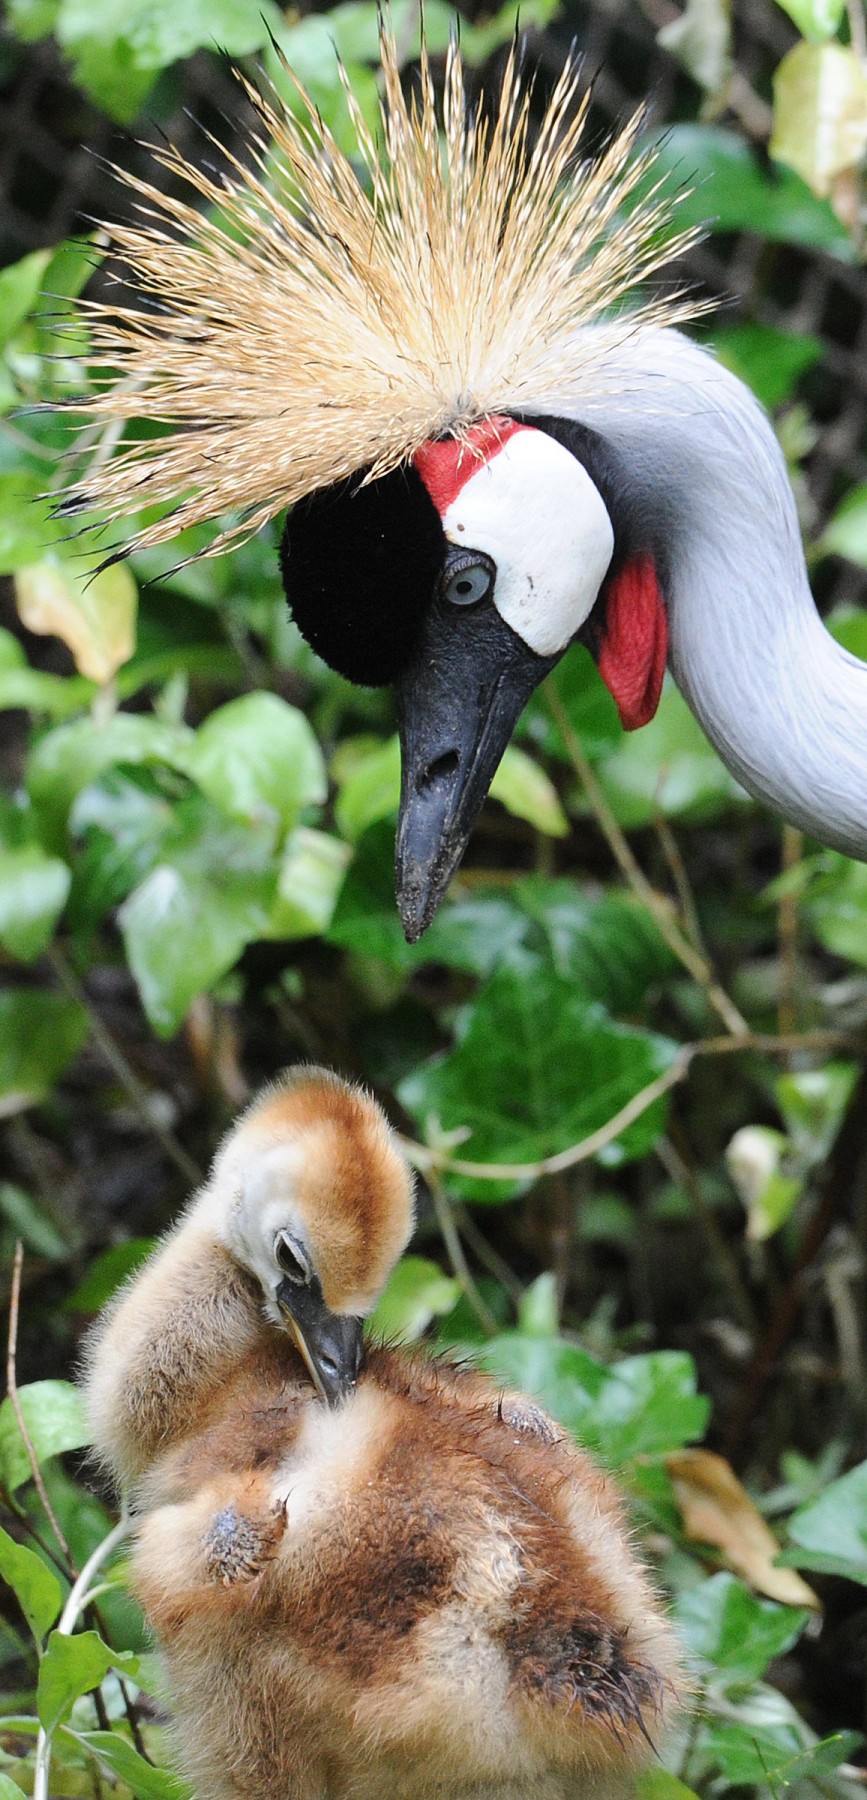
[49, 946, 202, 1187]
[426, 1171, 499, 1336]
[455, 1209, 525, 1307]
[778, 824, 802, 1046]
[545, 685, 749, 1038]
[654, 810, 707, 959]
[401, 1030, 859, 1185]
[657, 1132, 758, 1331]
[5, 1241, 74, 1565]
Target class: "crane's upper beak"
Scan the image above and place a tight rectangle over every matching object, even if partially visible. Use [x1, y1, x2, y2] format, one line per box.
[394, 596, 558, 942]
[275, 1276, 364, 1405]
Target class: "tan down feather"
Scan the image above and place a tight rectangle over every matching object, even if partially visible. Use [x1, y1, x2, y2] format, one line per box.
[63, 24, 701, 559]
[82, 1069, 682, 1800]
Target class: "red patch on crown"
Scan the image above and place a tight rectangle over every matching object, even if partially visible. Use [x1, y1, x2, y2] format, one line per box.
[597, 557, 668, 731]
[413, 416, 526, 515]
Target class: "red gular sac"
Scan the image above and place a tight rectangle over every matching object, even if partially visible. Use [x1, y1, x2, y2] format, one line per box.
[597, 557, 668, 732]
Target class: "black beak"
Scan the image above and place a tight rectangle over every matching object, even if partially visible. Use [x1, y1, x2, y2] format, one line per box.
[276, 1277, 364, 1405]
[394, 596, 558, 942]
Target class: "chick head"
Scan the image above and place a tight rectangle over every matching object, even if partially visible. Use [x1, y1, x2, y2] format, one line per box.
[209, 1067, 414, 1403]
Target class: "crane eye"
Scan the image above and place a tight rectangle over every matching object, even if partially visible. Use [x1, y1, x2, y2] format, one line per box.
[442, 553, 495, 608]
[274, 1232, 312, 1285]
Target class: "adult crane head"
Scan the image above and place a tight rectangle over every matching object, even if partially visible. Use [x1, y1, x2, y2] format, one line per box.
[66, 29, 855, 943]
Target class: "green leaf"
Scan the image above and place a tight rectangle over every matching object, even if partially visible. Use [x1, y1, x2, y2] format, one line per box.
[0, 1378, 90, 1493]
[185, 693, 326, 832]
[786, 1457, 867, 1583]
[0, 470, 64, 572]
[0, 990, 88, 1116]
[489, 746, 568, 838]
[0, 1523, 62, 1643]
[333, 736, 400, 842]
[398, 955, 679, 1199]
[512, 879, 675, 1012]
[771, 42, 867, 197]
[0, 1181, 69, 1260]
[74, 1729, 190, 1799]
[712, 323, 823, 411]
[119, 799, 278, 1036]
[773, 0, 846, 39]
[38, 1629, 138, 1734]
[0, 250, 52, 349]
[822, 481, 867, 565]
[517, 1272, 559, 1337]
[328, 822, 527, 976]
[0, 845, 70, 960]
[804, 853, 867, 967]
[590, 1352, 710, 1461]
[268, 828, 351, 939]
[66, 1239, 155, 1312]
[28, 713, 194, 845]
[6, 0, 61, 41]
[646, 124, 855, 258]
[474, 1332, 610, 1438]
[525, 650, 622, 764]
[636, 1772, 702, 1800]
[673, 1571, 811, 1683]
[585, 684, 748, 827]
[369, 1256, 461, 1344]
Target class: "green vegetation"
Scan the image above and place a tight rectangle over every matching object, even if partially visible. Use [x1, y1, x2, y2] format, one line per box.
[1, 3, 867, 1797]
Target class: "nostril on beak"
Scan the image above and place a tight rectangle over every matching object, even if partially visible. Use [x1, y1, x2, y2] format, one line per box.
[417, 749, 460, 795]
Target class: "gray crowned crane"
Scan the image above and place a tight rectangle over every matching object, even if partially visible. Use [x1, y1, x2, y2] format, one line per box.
[62, 29, 858, 941]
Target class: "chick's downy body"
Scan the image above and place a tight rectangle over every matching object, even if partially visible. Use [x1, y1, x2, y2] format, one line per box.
[83, 1071, 680, 1800]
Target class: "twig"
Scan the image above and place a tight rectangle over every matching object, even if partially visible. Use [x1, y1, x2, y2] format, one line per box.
[546, 685, 749, 1038]
[455, 1209, 525, 1307]
[654, 810, 707, 958]
[5, 1241, 73, 1564]
[49, 946, 201, 1187]
[426, 1171, 499, 1336]
[401, 1030, 859, 1185]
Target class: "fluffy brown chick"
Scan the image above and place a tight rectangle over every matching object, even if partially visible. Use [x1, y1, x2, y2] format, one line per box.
[83, 1067, 681, 1800]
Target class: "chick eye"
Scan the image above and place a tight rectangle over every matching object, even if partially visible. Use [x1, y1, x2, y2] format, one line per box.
[275, 1232, 311, 1285]
[442, 554, 494, 608]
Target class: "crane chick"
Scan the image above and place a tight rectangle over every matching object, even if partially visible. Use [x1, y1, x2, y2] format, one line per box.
[84, 1068, 681, 1800]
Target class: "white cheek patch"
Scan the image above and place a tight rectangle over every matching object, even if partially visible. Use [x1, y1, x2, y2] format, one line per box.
[441, 430, 614, 657]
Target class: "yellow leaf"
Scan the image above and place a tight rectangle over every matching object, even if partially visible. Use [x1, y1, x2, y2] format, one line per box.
[771, 41, 867, 197]
[667, 1448, 820, 1608]
[15, 556, 137, 684]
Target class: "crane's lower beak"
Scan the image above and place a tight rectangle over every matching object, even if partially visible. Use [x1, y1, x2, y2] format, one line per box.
[275, 1278, 364, 1406]
[394, 599, 557, 942]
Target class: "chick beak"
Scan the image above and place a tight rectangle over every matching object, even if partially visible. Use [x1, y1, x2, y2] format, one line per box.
[394, 595, 558, 942]
[275, 1278, 364, 1405]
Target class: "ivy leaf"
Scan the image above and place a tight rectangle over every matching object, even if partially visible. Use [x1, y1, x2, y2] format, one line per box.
[490, 746, 568, 838]
[673, 1571, 811, 1684]
[119, 798, 278, 1036]
[785, 1457, 867, 1583]
[185, 693, 326, 833]
[398, 955, 679, 1199]
[712, 323, 823, 411]
[645, 124, 854, 258]
[0, 249, 53, 349]
[474, 1332, 610, 1437]
[771, 42, 867, 198]
[38, 1628, 138, 1733]
[586, 684, 748, 828]
[66, 1239, 155, 1312]
[0, 991, 88, 1117]
[821, 482, 867, 565]
[0, 845, 71, 960]
[27, 713, 194, 845]
[268, 828, 351, 939]
[774, 0, 846, 39]
[369, 1256, 461, 1344]
[512, 879, 675, 1013]
[0, 1378, 90, 1493]
[15, 556, 137, 684]
[0, 1523, 62, 1643]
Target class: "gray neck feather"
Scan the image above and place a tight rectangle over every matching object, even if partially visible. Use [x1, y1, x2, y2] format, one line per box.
[544, 327, 867, 858]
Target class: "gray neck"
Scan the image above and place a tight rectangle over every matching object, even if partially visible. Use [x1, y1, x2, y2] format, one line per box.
[544, 327, 867, 857]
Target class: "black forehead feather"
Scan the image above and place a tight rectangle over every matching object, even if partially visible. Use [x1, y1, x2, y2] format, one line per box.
[280, 462, 445, 686]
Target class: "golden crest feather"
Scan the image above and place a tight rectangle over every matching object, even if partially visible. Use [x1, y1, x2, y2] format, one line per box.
[64, 23, 701, 557]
